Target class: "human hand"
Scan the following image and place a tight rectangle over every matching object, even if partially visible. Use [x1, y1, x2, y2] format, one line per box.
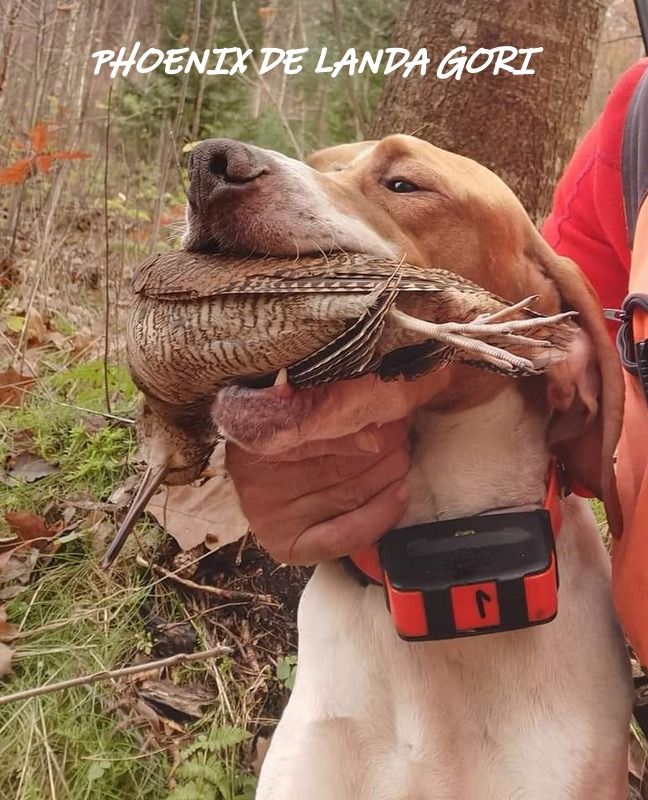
[225, 418, 412, 564]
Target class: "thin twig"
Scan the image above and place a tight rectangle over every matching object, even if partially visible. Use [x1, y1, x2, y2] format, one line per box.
[169, 128, 188, 199]
[330, 0, 365, 138]
[19, 388, 134, 424]
[0, 647, 230, 707]
[135, 555, 274, 604]
[231, 1, 303, 159]
[103, 84, 113, 415]
[602, 33, 642, 44]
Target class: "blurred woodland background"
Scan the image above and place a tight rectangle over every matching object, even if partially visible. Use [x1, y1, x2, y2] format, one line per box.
[0, 1, 646, 799]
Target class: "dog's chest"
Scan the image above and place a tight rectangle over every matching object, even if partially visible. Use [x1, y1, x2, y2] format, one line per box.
[286, 565, 562, 798]
[259, 509, 631, 800]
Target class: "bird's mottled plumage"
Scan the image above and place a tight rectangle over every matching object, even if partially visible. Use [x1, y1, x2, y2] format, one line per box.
[129, 250, 575, 396]
[103, 250, 577, 568]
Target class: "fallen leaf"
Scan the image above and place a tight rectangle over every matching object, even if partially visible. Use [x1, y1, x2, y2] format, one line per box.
[5, 316, 24, 334]
[0, 545, 39, 600]
[108, 473, 141, 508]
[2, 451, 58, 484]
[5, 511, 54, 542]
[85, 418, 109, 436]
[45, 330, 68, 350]
[71, 330, 97, 357]
[0, 642, 13, 677]
[0, 608, 19, 642]
[0, 367, 34, 407]
[146, 442, 248, 551]
[137, 679, 214, 720]
[24, 308, 46, 345]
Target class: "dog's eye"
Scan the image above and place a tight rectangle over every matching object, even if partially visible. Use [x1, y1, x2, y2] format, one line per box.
[386, 178, 419, 193]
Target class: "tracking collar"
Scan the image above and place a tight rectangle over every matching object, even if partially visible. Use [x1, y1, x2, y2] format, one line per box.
[345, 459, 566, 641]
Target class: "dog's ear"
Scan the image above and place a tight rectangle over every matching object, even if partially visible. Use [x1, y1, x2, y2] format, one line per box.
[529, 236, 625, 536]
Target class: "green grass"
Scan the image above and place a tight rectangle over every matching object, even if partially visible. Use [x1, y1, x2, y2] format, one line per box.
[0, 553, 169, 800]
[0, 358, 257, 799]
[0, 360, 138, 532]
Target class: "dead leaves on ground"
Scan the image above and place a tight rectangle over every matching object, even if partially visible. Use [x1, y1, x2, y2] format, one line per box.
[1, 303, 102, 393]
[0, 643, 12, 678]
[0, 367, 34, 408]
[0, 521, 51, 674]
[0, 607, 17, 677]
[2, 450, 59, 485]
[4, 511, 60, 543]
[144, 442, 248, 552]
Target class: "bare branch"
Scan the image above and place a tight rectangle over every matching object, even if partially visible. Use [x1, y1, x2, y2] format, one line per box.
[0, 647, 231, 707]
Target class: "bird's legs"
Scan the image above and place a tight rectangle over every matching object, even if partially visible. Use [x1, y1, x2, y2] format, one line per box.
[473, 295, 541, 324]
[389, 306, 576, 373]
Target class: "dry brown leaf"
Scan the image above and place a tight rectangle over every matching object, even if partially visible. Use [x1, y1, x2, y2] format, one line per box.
[0, 367, 34, 408]
[4, 511, 55, 542]
[2, 451, 58, 484]
[0, 642, 13, 677]
[0, 546, 40, 600]
[146, 442, 248, 551]
[45, 330, 68, 350]
[108, 473, 142, 508]
[23, 308, 45, 345]
[71, 330, 97, 357]
[0, 607, 18, 641]
[137, 679, 214, 719]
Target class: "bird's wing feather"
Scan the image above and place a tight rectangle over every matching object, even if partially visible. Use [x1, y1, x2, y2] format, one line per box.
[132, 251, 498, 302]
[288, 277, 401, 387]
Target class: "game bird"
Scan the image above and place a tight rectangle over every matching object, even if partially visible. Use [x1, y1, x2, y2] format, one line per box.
[102, 250, 576, 568]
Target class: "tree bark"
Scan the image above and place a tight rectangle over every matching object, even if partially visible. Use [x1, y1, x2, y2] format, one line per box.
[370, 0, 606, 223]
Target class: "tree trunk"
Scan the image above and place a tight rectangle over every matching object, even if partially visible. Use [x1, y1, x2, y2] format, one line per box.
[370, 0, 606, 223]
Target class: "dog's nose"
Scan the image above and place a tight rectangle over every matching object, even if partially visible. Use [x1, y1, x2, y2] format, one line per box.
[188, 139, 267, 207]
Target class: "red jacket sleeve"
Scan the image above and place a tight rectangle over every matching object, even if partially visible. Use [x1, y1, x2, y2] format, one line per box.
[542, 60, 648, 326]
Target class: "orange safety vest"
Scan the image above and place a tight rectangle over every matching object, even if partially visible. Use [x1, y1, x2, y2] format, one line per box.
[613, 199, 648, 663]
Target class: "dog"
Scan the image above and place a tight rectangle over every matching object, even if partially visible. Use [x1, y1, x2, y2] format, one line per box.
[184, 135, 633, 799]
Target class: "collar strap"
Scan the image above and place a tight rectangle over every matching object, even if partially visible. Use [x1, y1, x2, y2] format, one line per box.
[616, 293, 648, 405]
[348, 458, 565, 586]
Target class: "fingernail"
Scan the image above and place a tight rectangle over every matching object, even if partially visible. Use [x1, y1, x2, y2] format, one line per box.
[353, 429, 381, 453]
[394, 482, 410, 503]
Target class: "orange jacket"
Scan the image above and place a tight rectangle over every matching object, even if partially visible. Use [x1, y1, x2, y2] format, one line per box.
[544, 60, 648, 662]
[613, 201, 648, 662]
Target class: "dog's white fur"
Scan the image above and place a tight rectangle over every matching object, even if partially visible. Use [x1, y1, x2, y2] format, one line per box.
[257, 389, 631, 799]
[185, 135, 633, 798]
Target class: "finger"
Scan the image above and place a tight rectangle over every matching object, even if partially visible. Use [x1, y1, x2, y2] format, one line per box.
[247, 442, 410, 556]
[287, 443, 411, 522]
[286, 480, 411, 565]
[226, 422, 411, 504]
[267, 417, 413, 461]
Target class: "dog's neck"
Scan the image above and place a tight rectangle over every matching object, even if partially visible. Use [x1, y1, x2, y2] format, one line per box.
[400, 385, 550, 528]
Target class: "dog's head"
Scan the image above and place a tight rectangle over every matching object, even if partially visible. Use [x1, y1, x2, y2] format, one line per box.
[185, 135, 623, 532]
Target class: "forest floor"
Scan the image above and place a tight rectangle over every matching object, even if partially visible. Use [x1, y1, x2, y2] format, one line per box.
[0, 239, 310, 799]
[1, 215, 648, 800]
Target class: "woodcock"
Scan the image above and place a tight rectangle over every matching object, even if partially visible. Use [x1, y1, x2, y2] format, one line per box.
[102, 250, 577, 567]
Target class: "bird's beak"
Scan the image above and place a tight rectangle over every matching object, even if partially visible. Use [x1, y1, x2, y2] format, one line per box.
[101, 462, 169, 569]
